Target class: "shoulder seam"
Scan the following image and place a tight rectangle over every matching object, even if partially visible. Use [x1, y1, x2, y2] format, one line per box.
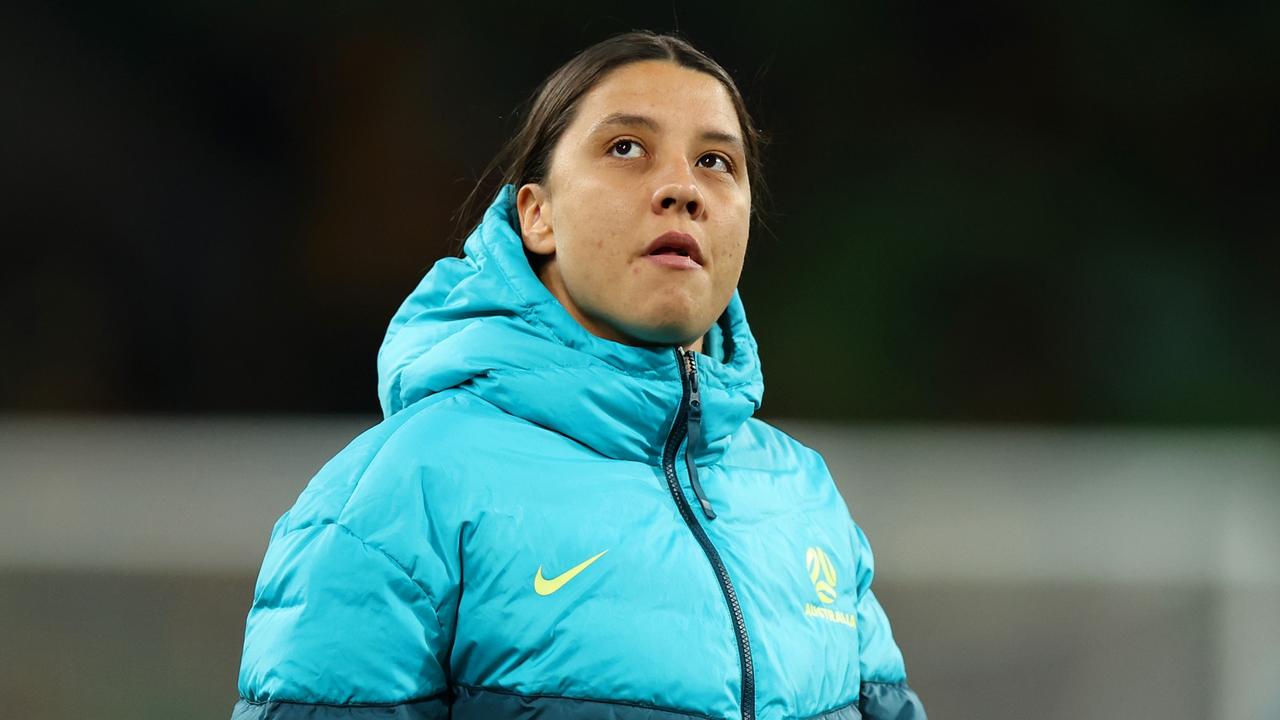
[278, 521, 448, 638]
[332, 392, 471, 522]
[746, 417, 822, 456]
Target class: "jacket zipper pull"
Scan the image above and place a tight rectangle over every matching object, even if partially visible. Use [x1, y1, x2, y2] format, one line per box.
[683, 349, 717, 521]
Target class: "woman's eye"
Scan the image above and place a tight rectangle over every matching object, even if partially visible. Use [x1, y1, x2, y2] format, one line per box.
[609, 140, 645, 159]
[698, 153, 732, 173]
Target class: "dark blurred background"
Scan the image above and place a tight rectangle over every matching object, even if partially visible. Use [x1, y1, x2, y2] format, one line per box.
[2, 2, 1278, 720]
[3, 0, 1276, 421]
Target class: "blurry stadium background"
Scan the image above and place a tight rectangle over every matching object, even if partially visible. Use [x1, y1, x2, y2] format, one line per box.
[2, 2, 1277, 718]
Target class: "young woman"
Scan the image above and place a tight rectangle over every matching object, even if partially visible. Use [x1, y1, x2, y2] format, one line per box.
[233, 31, 925, 720]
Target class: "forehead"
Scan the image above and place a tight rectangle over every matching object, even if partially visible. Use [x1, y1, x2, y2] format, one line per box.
[571, 60, 739, 134]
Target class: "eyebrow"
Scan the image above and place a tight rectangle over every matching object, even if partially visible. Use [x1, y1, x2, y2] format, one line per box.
[588, 112, 744, 150]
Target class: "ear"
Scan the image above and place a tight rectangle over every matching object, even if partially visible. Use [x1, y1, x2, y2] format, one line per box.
[516, 183, 555, 256]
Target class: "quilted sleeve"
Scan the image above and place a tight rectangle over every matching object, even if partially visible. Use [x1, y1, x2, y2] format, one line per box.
[232, 521, 452, 719]
[853, 524, 927, 719]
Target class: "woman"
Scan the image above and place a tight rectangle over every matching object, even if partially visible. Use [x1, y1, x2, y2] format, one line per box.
[233, 31, 925, 720]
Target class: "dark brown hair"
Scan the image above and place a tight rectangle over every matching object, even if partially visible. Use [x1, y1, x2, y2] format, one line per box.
[451, 30, 769, 253]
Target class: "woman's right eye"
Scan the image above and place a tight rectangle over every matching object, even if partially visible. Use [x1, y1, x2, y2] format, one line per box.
[609, 139, 645, 159]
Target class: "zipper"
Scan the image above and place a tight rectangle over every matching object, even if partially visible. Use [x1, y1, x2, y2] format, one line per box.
[662, 346, 755, 720]
[683, 350, 717, 521]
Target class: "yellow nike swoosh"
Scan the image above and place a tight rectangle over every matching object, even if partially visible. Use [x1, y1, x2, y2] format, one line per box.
[534, 549, 608, 596]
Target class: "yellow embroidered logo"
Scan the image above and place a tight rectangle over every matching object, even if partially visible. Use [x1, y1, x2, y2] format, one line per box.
[803, 546, 856, 630]
[806, 546, 838, 603]
[533, 549, 608, 596]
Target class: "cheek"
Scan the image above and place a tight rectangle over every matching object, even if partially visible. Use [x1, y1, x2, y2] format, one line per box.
[718, 220, 750, 272]
[556, 208, 633, 296]
[558, 192, 633, 271]
[719, 246, 746, 291]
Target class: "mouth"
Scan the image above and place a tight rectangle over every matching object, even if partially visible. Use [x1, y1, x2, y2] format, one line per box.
[644, 231, 704, 269]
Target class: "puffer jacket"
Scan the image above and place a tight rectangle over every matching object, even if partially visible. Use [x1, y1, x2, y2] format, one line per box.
[232, 185, 926, 720]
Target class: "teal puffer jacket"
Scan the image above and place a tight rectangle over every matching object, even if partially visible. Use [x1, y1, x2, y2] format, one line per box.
[233, 186, 925, 720]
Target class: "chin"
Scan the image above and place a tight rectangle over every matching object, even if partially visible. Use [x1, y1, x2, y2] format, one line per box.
[620, 312, 712, 348]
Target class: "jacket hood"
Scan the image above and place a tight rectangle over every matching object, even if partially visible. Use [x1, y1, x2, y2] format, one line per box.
[376, 184, 764, 464]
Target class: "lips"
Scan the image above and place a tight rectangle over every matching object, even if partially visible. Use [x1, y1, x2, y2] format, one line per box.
[644, 231, 704, 267]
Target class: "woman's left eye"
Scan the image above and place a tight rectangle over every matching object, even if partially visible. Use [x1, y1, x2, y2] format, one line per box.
[697, 153, 732, 173]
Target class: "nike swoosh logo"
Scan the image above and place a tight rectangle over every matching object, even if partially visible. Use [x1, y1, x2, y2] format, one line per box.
[534, 549, 608, 596]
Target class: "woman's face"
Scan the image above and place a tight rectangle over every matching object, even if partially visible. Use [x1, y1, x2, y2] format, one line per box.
[516, 60, 751, 352]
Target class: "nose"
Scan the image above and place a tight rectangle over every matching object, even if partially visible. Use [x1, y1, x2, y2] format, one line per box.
[650, 171, 705, 220]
